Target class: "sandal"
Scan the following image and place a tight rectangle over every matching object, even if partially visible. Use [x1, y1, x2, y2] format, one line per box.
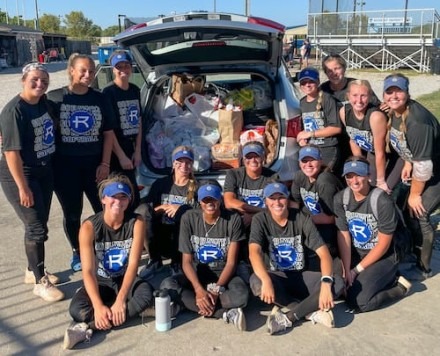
[70, 254, 82, 272]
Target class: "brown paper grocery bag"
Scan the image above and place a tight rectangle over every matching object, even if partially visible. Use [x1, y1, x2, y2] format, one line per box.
[171, 75, 194, 105]
[218, 109, 243, 143]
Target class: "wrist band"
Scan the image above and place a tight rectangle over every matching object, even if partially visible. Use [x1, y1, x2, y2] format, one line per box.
[321, 275, 334, 283]
[100, 162, 110, 168]
[354, 264, 364, 274]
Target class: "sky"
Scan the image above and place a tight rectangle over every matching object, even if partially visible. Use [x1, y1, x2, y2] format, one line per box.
[3, 0, 439, 30]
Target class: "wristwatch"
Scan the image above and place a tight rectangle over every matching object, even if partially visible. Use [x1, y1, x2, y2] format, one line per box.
[207, 283, 226, 294]
[321, 276, 334, 284]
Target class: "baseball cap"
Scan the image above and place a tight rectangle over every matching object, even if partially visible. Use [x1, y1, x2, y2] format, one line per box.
[102, 182, 132, 199]
[299, 146, 321, 161]
[263, 182, 289, 199]
[342, 160, 370, 177]
[298, 67, 319, 83]
[111, 51, 132, 67]
[383, 76, 409, 92]
[198, 184, 222, 202]
[172, 149, 194, 162]
[243, 143, 265, 157]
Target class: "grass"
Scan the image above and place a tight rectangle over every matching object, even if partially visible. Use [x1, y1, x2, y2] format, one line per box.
[416, 90, 440, 120]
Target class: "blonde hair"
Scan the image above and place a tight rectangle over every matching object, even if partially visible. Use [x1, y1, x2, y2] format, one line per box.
[67, 53, 95, 82]
[171, 145, 197, 203]
[97, 173, 134, 204]
[346, 79, 373, 100]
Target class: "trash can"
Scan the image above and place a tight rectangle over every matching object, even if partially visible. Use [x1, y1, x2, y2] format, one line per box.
[97, 45, 120, 65]
[431, 53, 440, 75]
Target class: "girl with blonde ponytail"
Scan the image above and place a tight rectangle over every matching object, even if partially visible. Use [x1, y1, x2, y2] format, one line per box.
[383, 73, 440, 280]
[296, 67, 342, 172]
[138, 145, 198, 278]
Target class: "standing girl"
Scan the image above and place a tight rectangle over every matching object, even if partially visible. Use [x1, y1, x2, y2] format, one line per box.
[47, 53, 116, 272]
[383, 73, 440, 279]
[0, 63, 63, 302]
[339, 80, 390, 192]
[102, 50, 142, 208]
[296, 67, 341, 171]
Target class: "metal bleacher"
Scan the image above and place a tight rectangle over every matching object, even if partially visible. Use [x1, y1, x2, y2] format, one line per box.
[308, 8, 440, 72]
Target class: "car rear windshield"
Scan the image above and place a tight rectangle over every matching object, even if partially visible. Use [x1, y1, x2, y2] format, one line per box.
[132, 28, 271, 66]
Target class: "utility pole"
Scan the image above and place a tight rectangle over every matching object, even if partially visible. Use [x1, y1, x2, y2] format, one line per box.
[35, 0, 39, 30]
[245, 0, 250, 16]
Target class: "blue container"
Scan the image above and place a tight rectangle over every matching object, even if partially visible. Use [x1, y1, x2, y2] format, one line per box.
[97, 45, 120, 65]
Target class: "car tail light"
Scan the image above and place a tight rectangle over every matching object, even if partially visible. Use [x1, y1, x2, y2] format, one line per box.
[247, 16, 285, 32]
[286, 115, 302, 138]
[128, 23, 147, 31]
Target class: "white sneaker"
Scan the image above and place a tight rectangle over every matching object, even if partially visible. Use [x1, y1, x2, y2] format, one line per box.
[267, 309, 293, 335]
[24, 269, 60, 285]
[223, 307, 246, 331]
[307, 310, 335, 328]
[397, 276, 412, 295]
[63, 322, 93, 350]
[33, 275, 64, 302]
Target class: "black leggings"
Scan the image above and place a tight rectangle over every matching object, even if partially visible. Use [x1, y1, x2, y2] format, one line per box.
[53, 155, 102, 252]
[250, 270, 344, 321]
[69, 277, 153, 325]
[160, 268, 249, 319]
[346, 254, 404, 312]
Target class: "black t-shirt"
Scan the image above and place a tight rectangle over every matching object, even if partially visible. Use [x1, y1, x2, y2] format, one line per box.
[0, 95, 55, 166]
[223, 166, 278, 208]
[102, 83, 141, 158]
[249, 209, 325, 272]
[389, 99, 440, 179]
[87, 211, 138, 280]
[334, 188, 396, 259]
[300, 91, 340, 147]
[47, 87, 116, 156]
[344, 103, 380, 153]
[320, 77, 381, 108]
[179, 209, 245, 275]
[291, 170, 343, 216]
[146, 175, 198, 224]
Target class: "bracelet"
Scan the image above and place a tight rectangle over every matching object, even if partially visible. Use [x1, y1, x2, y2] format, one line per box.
[321, 275, 334, 284]
[207, 283, 224, 294]
[354, 264, 365, 274]
[100, 162, 110, 168]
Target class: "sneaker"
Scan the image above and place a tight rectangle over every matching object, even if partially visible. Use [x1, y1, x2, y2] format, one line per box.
[170, 263, 182, 276]
[24, 269, 59, 285]
[63, 321, 93, 350]
[223, 307, 246, 331]
[397, 276, 412, 295]
[267, 309, 292, 335]
[307, 310, 335, 328]
[33, 275, 64, 302]
[71, 254, 82, 272]
[139, 259, 163, 279]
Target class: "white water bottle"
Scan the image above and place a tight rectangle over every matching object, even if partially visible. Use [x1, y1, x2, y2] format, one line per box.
[154, 289, 171, 332]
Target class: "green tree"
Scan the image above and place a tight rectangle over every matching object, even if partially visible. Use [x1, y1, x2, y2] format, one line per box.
[64, 11, 101, 38]
[102, 25, 120, 37]
[39, 14, 62, 33]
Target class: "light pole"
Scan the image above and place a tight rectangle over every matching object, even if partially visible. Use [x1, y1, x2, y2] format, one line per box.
[118, 14, 126, 33]
[34, 0, 39, 30]
[245, 0, 250, 16]
[213, 0, 216, 12]
[357, 1, 365, 35]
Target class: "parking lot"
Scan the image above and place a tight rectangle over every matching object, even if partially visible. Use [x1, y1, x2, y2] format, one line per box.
[0, 61, 440, 355]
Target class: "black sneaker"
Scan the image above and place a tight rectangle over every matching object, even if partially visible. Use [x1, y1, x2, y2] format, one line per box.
[139, 259, 163, 279]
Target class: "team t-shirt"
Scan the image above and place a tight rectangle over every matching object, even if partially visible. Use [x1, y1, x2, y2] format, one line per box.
[146, 175, 197, 224]
[179, 209, 245, 275]
[291, 170, 343, 216]
[47, 87, 116, 156]
[102, 83, 141, 158]
[223, 166, 277, 208]
[87, 211, 138, 279]
[334, 188, 397, 258]
[344, 103, 380, 153]
[389, 99, 440, 179]
[300, 91, 340, 147]
[0, 95, 55, 166]
[249, 209, 325, 272]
